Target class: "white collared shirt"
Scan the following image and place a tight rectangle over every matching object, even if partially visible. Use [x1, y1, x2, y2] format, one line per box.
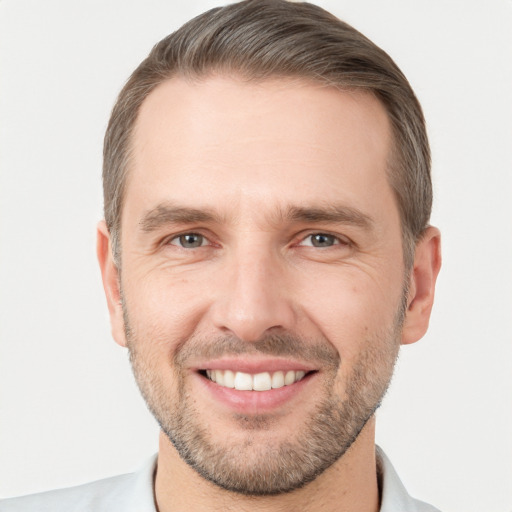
[0, 447, 441, 511]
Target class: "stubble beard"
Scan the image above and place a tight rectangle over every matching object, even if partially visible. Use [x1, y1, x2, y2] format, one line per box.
[124, 299, 404, 496]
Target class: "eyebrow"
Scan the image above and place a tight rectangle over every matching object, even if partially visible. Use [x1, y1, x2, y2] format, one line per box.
[139, 202, 374, 233]
[284, 205, 374, 230]
[140, 204, 223, 232]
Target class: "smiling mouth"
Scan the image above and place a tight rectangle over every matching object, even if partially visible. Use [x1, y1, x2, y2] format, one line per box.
[199, 369, 315, 391]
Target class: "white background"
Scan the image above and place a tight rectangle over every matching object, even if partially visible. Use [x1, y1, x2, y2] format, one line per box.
[1, 1, 511, 510]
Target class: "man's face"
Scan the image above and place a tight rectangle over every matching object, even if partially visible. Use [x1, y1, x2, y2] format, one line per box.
[114, 77, 407, 494]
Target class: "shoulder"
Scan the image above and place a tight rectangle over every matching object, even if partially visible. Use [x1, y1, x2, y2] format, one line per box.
[0, 455, 157, 512]
[0, 473, 134, 512]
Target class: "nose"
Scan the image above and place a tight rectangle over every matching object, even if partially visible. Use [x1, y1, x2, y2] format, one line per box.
[210, 245, 296, 342]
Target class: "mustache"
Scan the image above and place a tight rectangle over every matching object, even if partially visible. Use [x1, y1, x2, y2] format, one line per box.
[174, 332, 340, 369]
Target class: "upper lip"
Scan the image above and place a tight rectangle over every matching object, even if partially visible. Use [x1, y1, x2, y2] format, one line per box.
[193, 357, 317, 374]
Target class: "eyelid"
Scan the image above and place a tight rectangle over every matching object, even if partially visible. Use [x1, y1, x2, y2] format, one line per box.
[163, 230, 214, 248]
[160, 230, 351, 249]
[296, 232, 351, 247]
[172, 234, 207, 247]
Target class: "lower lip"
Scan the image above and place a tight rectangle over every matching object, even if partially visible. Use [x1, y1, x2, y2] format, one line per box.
[196, 372, 316, 413]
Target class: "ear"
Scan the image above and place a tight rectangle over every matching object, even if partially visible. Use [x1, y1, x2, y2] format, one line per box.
[97, 221, 127, 347]
[401, 226, 442, 345]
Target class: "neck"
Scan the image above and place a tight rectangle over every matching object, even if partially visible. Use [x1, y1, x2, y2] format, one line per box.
[154, 418, 380, 512]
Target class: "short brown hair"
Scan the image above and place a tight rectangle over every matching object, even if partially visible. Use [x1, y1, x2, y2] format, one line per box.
[103, 0, 431, 267]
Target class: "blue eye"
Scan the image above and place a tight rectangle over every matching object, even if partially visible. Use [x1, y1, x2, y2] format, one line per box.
[170, 233, 206, 248]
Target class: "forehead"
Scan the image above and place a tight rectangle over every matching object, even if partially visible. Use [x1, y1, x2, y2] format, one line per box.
[126, 76, 393, 223]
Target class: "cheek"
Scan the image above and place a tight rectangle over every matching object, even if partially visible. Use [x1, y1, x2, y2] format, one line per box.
[295, 266, 404, 359]
[123, 269, 211, 341]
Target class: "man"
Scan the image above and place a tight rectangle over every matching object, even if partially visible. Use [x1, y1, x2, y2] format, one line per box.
[1, 0, 441, 510]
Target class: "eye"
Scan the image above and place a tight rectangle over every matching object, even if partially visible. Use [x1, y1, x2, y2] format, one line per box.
[169, 233, 208, 249]
[299, 233, 344, 248]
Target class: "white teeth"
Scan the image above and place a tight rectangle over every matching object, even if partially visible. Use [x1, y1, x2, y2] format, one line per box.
[223, 369, 235, 388]
[284, 370, 296, 385]
[271, 371, 285, 389]
[205, 369, 307, 391]
[215, 370, 225, 386]
[234, 372, 253, 390]
[253, 372, 272, 391]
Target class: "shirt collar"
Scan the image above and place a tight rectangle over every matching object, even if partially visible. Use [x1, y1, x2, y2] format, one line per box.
[132, 448, 437, 512]
[377, 445, 439, 512]
[124, 453, 158, 512]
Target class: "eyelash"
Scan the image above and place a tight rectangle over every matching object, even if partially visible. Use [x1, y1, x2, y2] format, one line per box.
[167, 233, 210, 249]
[297, 233, 349, 248]
[166, 232, 350, 249]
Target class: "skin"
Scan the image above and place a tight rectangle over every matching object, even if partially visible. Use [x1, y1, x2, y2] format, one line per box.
[97, 76, 441, 512]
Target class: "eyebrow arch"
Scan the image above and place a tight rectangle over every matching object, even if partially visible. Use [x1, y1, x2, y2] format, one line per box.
[284, 205, 374, 230]
[139, 202, 374, 233]
[140, 203, 223, 233]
